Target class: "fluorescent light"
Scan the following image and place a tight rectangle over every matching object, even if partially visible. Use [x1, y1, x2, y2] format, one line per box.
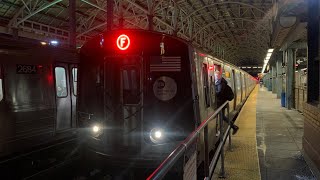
[268, 49, 274, 53]
[50, 40, 58, 45]
[267, 52, 272, 56]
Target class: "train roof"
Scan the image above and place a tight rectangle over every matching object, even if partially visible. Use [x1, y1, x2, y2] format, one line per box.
[80, 29, 254, 78]
[0, 35, 78, 64]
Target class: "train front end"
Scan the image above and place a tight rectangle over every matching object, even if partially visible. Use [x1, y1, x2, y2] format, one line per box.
[78, 30, 195, 167]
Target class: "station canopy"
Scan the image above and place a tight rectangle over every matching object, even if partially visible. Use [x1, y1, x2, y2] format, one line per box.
[0, 0, 307, 70]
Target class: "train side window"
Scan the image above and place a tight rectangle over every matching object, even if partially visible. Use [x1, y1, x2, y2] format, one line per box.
[55, 67, 68, 97]
[72, 68, 77, 96]
[0, 66, 3, 102]
[122, 67, 140, 105]
[202, 64, 210, 107]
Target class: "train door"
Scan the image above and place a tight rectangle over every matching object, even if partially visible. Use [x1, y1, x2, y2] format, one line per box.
[0, 65, 3, 104]
[54, 63, 73, 131]
[70, 65, 78, 128]
[232, 69, 236, 110]
[240, 72, 243, 101]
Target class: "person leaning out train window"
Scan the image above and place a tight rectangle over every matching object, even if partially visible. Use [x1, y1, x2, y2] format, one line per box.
[214, 69, 239, 135]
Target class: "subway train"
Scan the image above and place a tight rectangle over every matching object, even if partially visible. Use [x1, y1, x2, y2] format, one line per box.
[0, 36, 78, 159]
[78, 29, 256, 174]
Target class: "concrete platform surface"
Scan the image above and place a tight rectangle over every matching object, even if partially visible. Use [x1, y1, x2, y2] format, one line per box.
[213, 86, 316, 180]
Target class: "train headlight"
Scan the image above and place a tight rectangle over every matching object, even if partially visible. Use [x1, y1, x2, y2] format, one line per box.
[92, 125, 100, 133]
[150, 128, 164, 143]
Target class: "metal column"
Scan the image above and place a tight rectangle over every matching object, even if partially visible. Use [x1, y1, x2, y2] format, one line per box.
[69, 0, 76, 49]
[276, 57, 283, 99]
[272, 64, 277, 94]
[307, 0, 320, 103]
[268, 69, 272, 91]
[107, 0, 114, 31]
[286, 49, 294, 109]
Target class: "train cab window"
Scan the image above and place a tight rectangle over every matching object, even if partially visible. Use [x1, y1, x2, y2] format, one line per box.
[202, 64, 210, 107]
[55, 67, 68, 97]
[122, 67, 140, 105]
[0, 66, 3, 102]
[72, 68, 77, 96]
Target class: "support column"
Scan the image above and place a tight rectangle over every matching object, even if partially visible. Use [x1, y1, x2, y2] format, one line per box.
[276, 56, 283, 99]
[286, 49, 294, 109]
[268, 69, 272, 91]
[69, 0, 76, 49]
[272, 64, 277, 94]
[107, 0, 114, 31]
[303, 1, 320, 177]
[307, 0, 320, 103]
[148, 15, 154, 31]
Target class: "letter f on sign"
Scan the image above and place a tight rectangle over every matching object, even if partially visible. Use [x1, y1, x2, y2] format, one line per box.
[120, 37, 126, 48]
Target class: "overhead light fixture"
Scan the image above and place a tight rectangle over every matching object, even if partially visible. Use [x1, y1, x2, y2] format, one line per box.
[268, 49, 274, 53]
[262, 48, 275, 73]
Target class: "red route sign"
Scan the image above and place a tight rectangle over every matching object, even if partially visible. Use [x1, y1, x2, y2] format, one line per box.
[116, 34, 130, 50]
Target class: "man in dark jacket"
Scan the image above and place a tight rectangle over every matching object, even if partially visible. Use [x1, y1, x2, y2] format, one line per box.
[215, 70, 239, 135]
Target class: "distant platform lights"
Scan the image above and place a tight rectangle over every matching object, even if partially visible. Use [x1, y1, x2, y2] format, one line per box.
[40, 40, 59, 46]
[240, 66, 262, 69]
[261, 48, 274, 73]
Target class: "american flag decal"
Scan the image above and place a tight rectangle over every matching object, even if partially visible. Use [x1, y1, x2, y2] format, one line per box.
[150, 56, 181, 72]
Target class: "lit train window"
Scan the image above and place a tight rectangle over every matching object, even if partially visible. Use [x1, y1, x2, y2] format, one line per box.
[0, 66, 3, 102]
[202, 64, 210, 107]
[122, 67, 140, 105]
[72, 68, 77, 96]
[55, 67, 68, 98]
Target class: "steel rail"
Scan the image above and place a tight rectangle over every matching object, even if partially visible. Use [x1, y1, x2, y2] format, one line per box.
[147, 101, 229, 180]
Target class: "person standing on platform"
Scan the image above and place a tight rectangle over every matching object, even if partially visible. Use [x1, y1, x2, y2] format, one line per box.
[214, 69, 239, 135]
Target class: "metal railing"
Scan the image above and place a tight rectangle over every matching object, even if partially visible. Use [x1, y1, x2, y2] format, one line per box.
[147, 101, 232, 180]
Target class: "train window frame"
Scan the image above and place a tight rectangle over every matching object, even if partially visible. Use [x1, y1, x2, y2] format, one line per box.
[54, 67, 68, 98]
[202, 63, 210, 107]
[0, 65, 3, 102]
[121, 66, 141, 105]
[72, 68, 77, 96]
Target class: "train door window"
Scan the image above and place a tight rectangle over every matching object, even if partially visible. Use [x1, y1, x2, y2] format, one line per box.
[122, 66, 140, 105]
[55, 67, 68, 97]
[0, 66, 3, 102]
[202, 64, 210, 107]
[72, 68, 77, 96]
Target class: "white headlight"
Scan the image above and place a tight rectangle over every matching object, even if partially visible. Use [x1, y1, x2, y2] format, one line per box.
[92, 125, 100, 133]
[154, 130, 162, 138]
[150, 128, 164, 143]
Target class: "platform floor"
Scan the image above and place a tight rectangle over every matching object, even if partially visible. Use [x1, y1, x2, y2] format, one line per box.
[256, 87, 315, 180]
[213, 86, 316, 180]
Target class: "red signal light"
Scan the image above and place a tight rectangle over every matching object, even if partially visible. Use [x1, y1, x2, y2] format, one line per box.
[116, 34, 130, 50]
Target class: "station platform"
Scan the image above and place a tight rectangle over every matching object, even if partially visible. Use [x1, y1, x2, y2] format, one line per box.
[213, 86, 316, 180]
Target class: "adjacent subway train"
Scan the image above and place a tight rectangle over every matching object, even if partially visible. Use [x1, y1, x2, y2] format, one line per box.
[78, 30, 256, 173]
[0, 36, 78, 159]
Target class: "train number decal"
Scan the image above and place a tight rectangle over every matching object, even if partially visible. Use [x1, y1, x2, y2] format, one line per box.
[16, 64, 38, 74]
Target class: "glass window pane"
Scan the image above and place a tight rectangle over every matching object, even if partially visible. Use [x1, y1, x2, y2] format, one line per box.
[122, 67, 140, 105]
[72, 68, 77, 96]
[55, 67, 67, 97]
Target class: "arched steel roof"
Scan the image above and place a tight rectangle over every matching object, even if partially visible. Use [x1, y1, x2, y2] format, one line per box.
[0, 0, 295, 67]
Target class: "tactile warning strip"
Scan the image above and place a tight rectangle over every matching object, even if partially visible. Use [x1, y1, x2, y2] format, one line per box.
[213, 87, 260, 180]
